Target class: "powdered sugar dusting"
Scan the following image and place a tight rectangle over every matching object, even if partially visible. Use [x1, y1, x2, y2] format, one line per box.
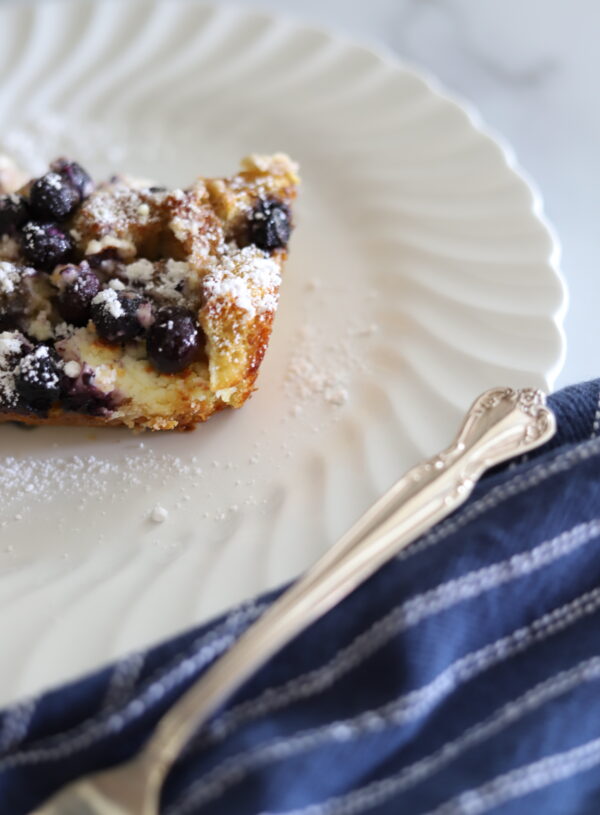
[0, 330, 23, 407]
[0, 262, 22, 295]
[160, 260, 192, 298]
[19, 345, 60, 390]
[82, 184, 165, 236]
[45, 172, 63, 191]
[92, 288, 124, 319]
[203, 245, 281, 319]
[0, 449, 199, 514]
[285, 323, 355, 408]
[283, 309, 378, 416]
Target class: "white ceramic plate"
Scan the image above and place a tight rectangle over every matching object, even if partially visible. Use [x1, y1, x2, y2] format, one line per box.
[0, 0, 565, 707]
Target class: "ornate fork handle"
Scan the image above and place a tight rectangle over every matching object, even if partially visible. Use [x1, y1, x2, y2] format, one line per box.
[275, 387, 554, 595]
[141, 388, 555, 788]
[32, 388, 556, 815]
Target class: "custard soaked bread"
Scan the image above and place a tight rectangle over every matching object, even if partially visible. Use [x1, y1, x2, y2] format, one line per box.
[0, 154, 299, 430]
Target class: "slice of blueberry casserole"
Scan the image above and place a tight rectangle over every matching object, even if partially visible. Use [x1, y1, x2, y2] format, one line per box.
[0, 153, 299, 430]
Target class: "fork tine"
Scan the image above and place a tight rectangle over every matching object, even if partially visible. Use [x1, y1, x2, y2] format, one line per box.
[34, 780, 126, 815]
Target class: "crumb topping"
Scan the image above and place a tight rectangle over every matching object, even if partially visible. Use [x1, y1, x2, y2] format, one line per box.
[27, 309, 54, 341]
[81, 183, 166, 236]
[0, 235, 21, 261]
[64, 359, 82, 378]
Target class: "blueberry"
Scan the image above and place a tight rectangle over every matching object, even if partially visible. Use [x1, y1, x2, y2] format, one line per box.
[0, 293, 24, 332]
[0, 195, 29, 235]
[56, 264, 101, 326]
[21, 222, 75, 271]
[15, 345, 62, 413]
[61, 363, 121, 417]
[51, 159, 94, 200]
[30, 172, 80, 222]
[90, 289, 148, 343]
[248, 199, 291, 251]
[86, 248, 120, 267]
[146, 306, 202, 374]
[0, 307, 21, 333]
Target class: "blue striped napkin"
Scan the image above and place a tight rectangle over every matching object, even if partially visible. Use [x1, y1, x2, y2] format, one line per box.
[1, 380, 600, 815]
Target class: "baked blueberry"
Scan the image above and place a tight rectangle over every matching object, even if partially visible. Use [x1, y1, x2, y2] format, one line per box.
[91, 289, 148, 343]
[146, 306, 202, 374]
[56, 264, 101, 326]
[30, 172, 80, 221]
[21, 222, 75, 271]
[15, 345, 62, 412]
[51, 159, 94, 200]
[86, 248, 120, 267]
[0, 195, 30, 235]
[0, 305, 23, 333]
[61, 363, 122, 417]
[248, 199, 291, 250]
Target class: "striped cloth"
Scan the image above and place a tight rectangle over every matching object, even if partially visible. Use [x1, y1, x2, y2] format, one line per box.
[2, 380, 600, 815]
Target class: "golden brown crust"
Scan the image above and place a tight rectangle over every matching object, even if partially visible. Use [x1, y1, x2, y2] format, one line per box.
[0, 399, 231, 432]
[0, 411, 134, 430]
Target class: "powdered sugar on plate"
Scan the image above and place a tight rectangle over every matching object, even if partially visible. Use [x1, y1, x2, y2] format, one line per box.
[284, 319, 372, 410]
[150, 504, 169, 523]
[0, 448, 202, 522]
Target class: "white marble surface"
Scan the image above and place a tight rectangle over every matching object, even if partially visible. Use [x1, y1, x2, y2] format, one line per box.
[218, 0, 598, 388]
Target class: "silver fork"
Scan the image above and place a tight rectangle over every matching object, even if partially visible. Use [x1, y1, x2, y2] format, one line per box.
[33, 387, 555, 815]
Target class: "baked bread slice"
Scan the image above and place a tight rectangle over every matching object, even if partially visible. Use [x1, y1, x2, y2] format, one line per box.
[0, 153, 299, 430]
